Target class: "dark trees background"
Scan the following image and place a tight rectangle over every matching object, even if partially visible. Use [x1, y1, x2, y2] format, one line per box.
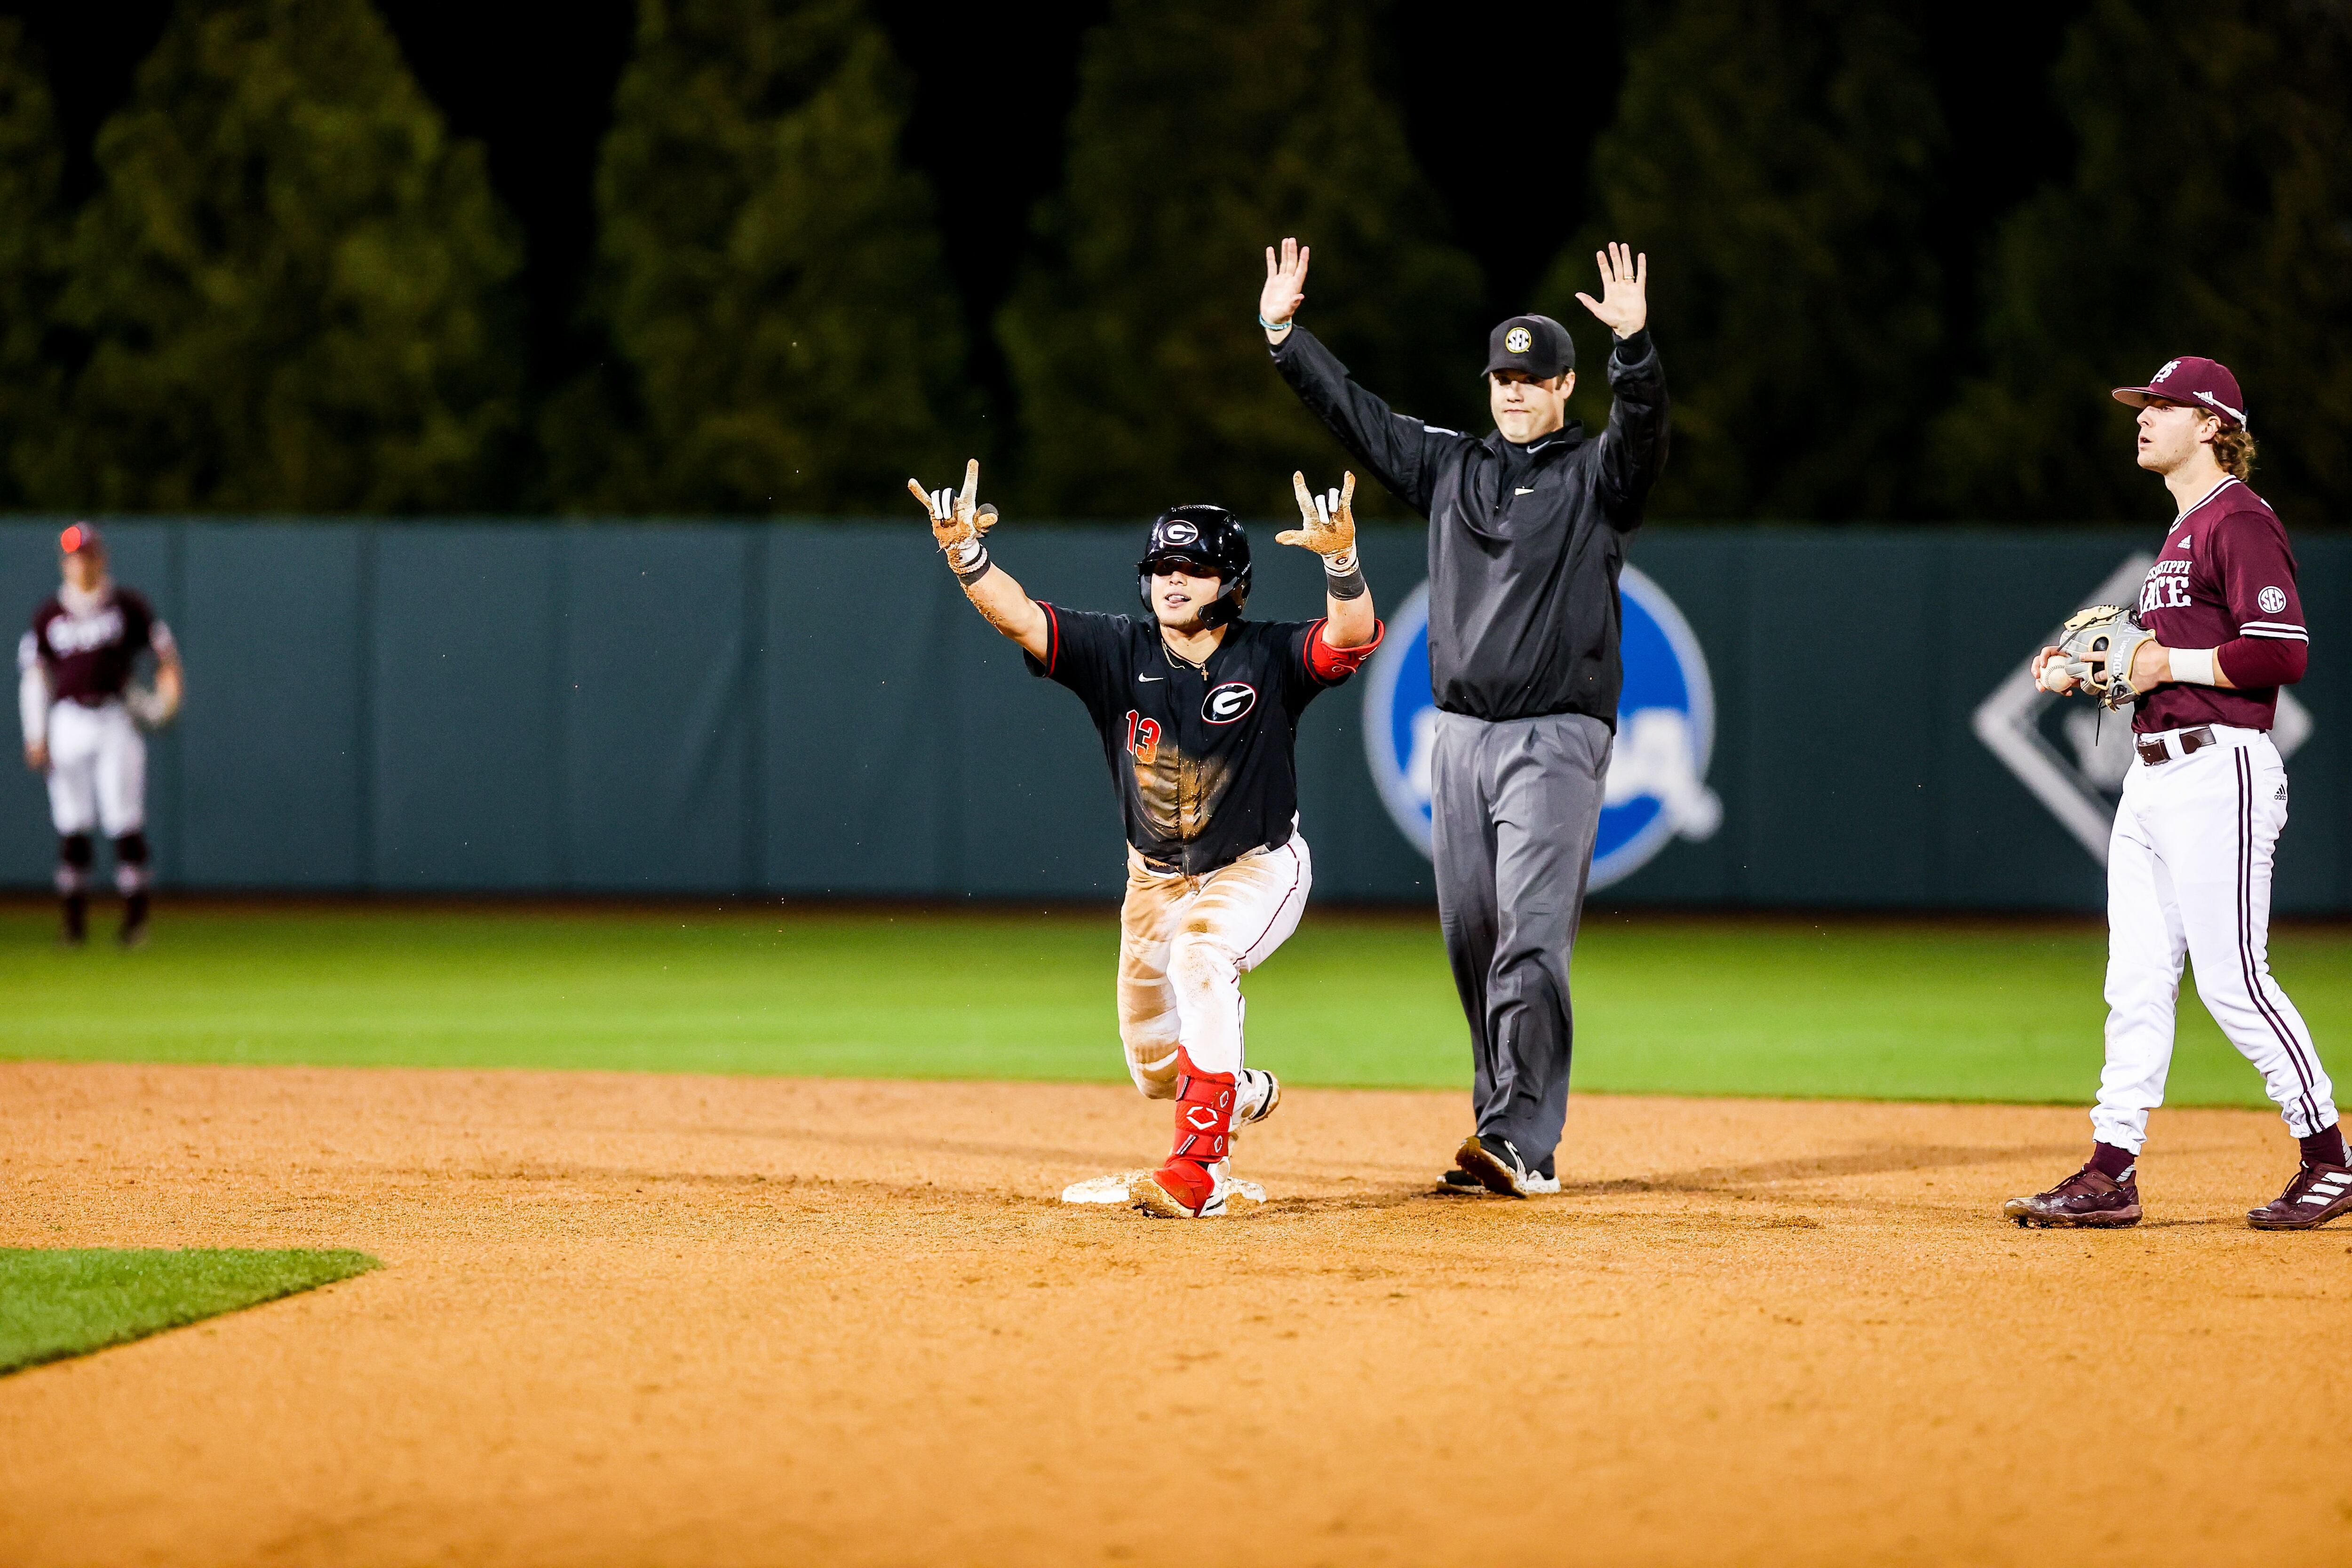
[20, 0, 524, 512]
[4, 0, 2343, 524]
[996, 0, 1480, 517]
[548, 0, 971, 513]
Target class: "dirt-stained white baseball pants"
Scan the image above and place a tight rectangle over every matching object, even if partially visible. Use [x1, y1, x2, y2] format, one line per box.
[1118, 834, 1311, 1097]
[45, 699, 146, 837]
[2095, 725, 2337, 1152]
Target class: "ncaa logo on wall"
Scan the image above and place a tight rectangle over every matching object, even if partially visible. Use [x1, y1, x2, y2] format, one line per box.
[1362, 568, 1723, 888]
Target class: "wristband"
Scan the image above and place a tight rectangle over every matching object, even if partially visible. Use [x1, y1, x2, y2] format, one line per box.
[1322, 548, 1358, 577]
[1258, 313, 1291, 333]
[952, 549, 993, 588]
[2169, 646, 2217, 686]
[1324, 557, 1367, 601]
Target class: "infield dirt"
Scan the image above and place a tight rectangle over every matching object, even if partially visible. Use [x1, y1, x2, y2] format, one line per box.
[1, 1061, 2347, 1567]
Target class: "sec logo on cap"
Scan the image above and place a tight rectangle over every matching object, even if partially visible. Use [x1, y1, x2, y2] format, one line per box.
[1504, 326, 1533, 355]
[1361, 569, 1722, 888]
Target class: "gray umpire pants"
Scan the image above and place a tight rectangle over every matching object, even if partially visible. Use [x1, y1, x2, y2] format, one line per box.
[1429, 709, 1613, 1173]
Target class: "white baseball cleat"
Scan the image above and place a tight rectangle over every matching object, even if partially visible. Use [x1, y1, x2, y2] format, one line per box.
[1232, 1068, 1281, 1132]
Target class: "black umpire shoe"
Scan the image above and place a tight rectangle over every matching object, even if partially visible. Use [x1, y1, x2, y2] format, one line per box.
[59, 893, 87, 947]
[2247, 1162, 2352, 1230]
[118, 892, 150, 949]
[1437, 1151, 1561, 1195]
[1454, 1134, 1562, 1198]
[2002, 1163, 2142, 1228]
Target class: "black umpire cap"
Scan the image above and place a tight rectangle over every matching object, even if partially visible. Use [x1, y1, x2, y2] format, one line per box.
[1482, 314, 1575, 380]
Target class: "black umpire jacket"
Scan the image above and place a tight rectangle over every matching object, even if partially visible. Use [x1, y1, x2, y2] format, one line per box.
[1271, 325, 1670, 727]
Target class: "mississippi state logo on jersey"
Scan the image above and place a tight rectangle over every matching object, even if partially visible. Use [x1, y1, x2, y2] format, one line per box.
[1361, 568, 1723, 888]
[45, 606, 127, 656]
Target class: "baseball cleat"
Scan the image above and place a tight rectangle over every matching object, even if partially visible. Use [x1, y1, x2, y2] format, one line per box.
[2003, 1163, 2142, 1228]
[2246, 1162, 2352, 1230]
[1435, 1168, 1486, 1194]
[1454, 1134, 1559, 1198]
[1132, 1156, 1234, 1218]
[1232, 1068, 1281, 1133]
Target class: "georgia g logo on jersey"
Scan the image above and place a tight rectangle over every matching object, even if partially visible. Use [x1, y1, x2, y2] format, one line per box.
[1203, 681, 1256, 724]
[1360, 570, 1722, 888]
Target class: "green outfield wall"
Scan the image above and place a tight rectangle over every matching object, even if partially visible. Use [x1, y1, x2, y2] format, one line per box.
[1, 518, 2345, 910]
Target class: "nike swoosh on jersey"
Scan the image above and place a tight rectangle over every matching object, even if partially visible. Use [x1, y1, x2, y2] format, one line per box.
[1137, 675, 1164, 682]
[1514, 487, 1536, 495]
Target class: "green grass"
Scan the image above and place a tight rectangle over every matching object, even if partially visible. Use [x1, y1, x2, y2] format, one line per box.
[0, 1248, 381, 1374]
[1, 904, 2343, 1109]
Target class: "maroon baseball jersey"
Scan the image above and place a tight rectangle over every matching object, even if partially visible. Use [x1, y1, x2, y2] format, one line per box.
[2132, 477, 2305, 733]
[20, 586, 174, 707]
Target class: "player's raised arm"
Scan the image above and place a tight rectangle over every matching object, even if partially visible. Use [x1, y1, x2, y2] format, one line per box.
[908, 460, 1049, 661]
[1279, 470, 1377, 648]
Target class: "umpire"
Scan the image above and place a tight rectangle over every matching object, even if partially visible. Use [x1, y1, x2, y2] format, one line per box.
[1257, 237, 1669, 1196]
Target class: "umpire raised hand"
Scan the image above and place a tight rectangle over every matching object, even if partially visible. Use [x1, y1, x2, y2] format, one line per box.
[1259, 237, 1670, 1197]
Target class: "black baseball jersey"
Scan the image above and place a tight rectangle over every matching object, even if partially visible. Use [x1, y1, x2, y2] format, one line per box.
[1028, 608, 1382, 874]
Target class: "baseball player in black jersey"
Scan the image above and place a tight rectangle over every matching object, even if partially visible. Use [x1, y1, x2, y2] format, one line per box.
[908, 461, 1382, 1218]
[18, 523, 184, 946]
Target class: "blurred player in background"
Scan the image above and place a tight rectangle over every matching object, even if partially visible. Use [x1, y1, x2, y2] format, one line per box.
[1259, 238, 1669, 1196]
[2010, 358, 2344, 1230]
[910, 461, 1381, 1218]
[18, 523, 183, 946]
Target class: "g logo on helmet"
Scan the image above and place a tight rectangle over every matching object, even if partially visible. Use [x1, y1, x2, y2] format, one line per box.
[1361, 570, 1723, 888]
[1203, 682, 1256, 724]
[1504, 326, 1533, 355]
[1163, 520, 1198, 544]
[2259, 585, 2288, 614]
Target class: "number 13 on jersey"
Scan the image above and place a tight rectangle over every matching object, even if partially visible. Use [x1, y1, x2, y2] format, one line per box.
[1122, 709, 1161, 764]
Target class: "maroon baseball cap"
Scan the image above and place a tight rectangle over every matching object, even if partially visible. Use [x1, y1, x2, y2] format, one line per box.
[58, 521, 103, 554]
[2112, 356, 2248, 430]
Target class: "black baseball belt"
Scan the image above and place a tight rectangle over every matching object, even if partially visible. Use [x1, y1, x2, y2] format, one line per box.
[2135, 725, 2217, 768]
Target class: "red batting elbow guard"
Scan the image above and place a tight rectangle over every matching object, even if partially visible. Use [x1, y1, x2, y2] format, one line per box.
[1305, 618, 1385, 682]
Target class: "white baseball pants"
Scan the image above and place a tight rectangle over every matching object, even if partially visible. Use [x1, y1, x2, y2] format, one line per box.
[2094, 726, 2336, 1152]
[45, 699, 146, 837]
[1117, 834, 1311, 1097]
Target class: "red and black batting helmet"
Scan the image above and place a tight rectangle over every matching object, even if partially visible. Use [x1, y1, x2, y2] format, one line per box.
[1137, 505, 1252, 629]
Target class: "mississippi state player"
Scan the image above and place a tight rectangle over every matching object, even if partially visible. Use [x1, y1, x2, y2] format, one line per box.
[2009, 358, 2344, 1230]
[908, 461, 1381, 1218]
[18, 523, 183, 946]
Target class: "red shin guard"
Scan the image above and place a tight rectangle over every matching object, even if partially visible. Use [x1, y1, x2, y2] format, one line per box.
[1152, 1051, 1236, 1211]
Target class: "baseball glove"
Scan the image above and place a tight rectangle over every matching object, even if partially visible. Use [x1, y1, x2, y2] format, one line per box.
[2055, 604, 2161, 711]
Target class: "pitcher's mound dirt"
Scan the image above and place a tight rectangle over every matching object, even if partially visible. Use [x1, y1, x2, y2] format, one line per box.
[1, 1062, 2347, 1568]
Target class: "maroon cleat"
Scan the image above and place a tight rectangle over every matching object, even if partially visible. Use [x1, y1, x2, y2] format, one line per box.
[2246, 1163, 2352, 1231]
[2003, 1163, 2142, 1228]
